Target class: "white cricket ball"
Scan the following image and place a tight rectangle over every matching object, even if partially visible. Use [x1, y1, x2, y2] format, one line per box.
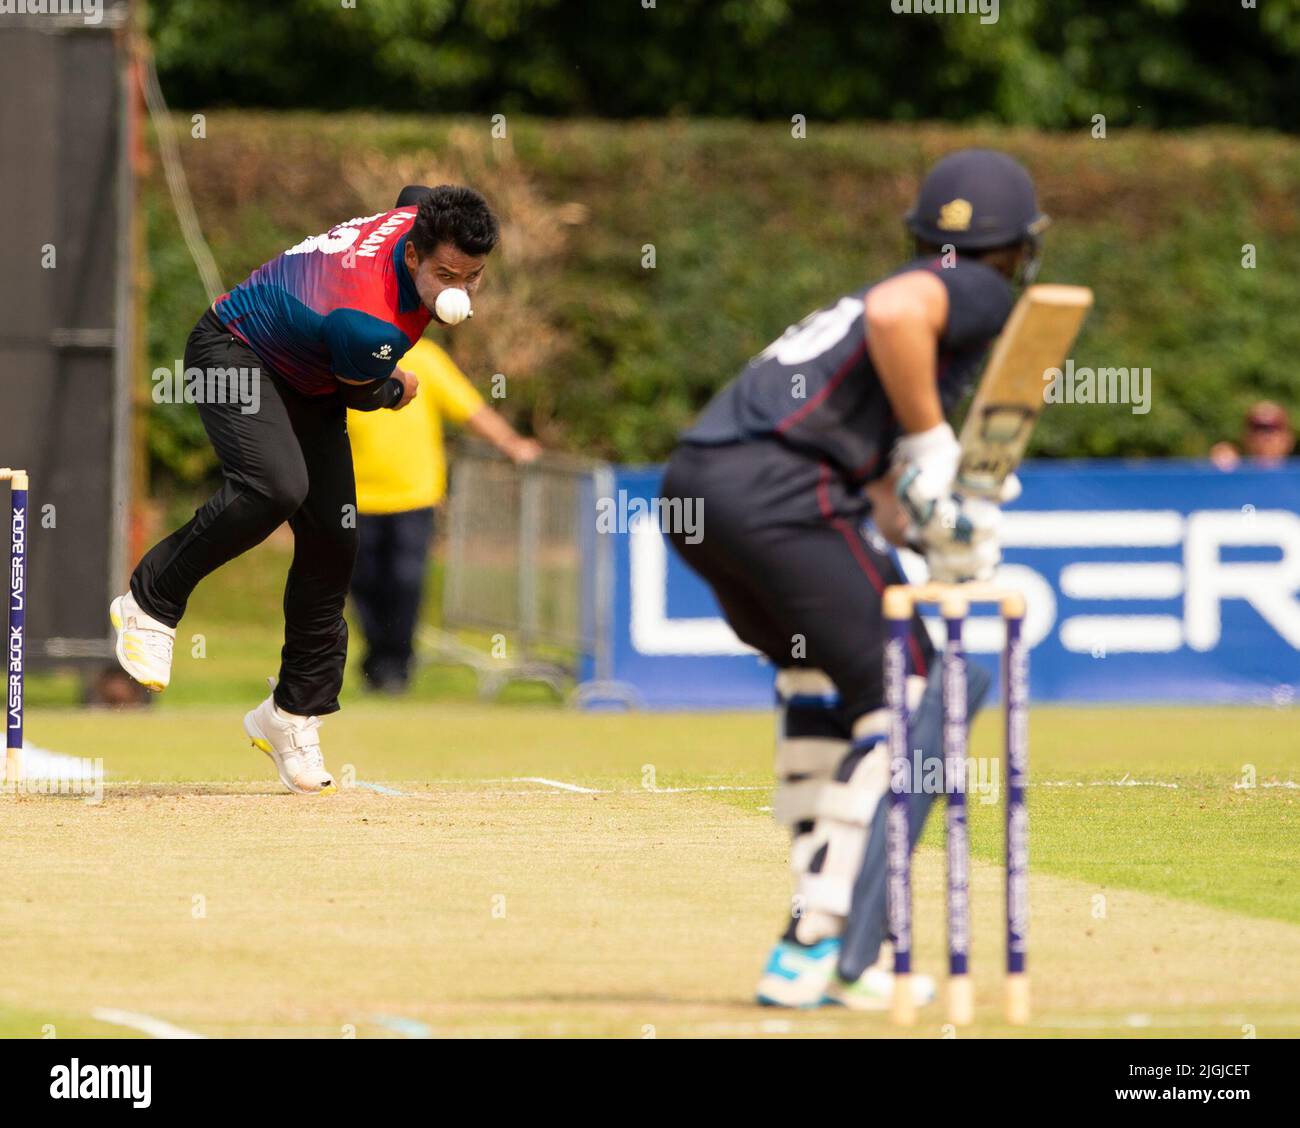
[435, 287, 472, 325]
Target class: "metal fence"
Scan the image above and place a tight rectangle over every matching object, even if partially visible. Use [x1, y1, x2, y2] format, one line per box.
[429, 441, 622, 701]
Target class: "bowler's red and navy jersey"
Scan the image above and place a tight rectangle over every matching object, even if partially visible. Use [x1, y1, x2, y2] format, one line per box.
[683, 257, 1014, 483]
[214, 209, 432, 396]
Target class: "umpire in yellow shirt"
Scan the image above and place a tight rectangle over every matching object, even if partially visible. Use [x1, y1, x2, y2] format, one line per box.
[348, 186, 540, 693]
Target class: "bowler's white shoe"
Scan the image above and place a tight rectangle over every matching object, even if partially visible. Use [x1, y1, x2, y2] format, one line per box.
[243, 684, 334, 795]
[822, 944, 936, 1011]
[109, 592, 176, 692]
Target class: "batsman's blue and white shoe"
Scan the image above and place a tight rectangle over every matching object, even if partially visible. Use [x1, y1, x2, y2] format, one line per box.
[756, 938, 841, 1007]
[243, 681, 334, 795]
[109, 592, 176, 693]
[822, 946, 936, 1011]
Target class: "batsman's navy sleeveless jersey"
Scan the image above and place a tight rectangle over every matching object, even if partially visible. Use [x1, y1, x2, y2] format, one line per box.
[683, 257, 1014, 482]
[214, 208, 432, 396]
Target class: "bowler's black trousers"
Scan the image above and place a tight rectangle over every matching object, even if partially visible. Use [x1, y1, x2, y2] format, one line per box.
[132, 309, 357, 716]
[661, 438, 933, 724]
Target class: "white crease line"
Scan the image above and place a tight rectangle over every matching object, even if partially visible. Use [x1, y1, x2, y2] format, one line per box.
[370, 1014, 432, 1038]
[473, 779, 765, 795]
[512, 777, 605, 794]
[684, 1019, 847, 1035]
[116, 776, 1291, 797]
[1039, 779, 1180, 789]
[355, 781, 407, 797]
[1038, 1012, 1300, 1031]
[91, 1007, 205, 1039]
[643, 786, 769, 794]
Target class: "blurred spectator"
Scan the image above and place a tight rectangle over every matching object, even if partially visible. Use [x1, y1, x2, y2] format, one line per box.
[348, 339, 539, 693]
[1209, 401, 1294, 470]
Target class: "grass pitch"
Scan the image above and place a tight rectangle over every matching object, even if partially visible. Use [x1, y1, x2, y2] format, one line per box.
[2, 701, 1298, 1039]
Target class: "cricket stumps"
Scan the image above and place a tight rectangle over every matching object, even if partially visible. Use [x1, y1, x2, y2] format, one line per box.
[1, 468, 27, 790]
[883, 581, 1029, 1028]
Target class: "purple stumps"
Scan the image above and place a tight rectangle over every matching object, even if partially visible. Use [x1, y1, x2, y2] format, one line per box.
[5, 470, 26, 786]
[883, 606, 914, 1025]
[1003, 607, 1030, 1023]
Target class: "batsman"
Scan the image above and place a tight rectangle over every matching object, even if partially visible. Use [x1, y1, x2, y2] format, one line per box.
[661, 149, 1051, 1009]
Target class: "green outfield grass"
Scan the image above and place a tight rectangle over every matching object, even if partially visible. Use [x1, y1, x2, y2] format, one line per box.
[10, 535, 1299, 1037]
[2, 693, 1297, 1039]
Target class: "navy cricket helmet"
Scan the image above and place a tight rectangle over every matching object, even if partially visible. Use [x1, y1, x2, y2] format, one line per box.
[905, 149, 1048, 252]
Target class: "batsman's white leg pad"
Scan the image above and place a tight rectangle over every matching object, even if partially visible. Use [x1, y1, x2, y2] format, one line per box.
[774, 668, 839, 707]
[775, 669, 849, 941]
[773, 667, 845, 803]
[775, 737, 848, 779]
[789, 709, 893, 942]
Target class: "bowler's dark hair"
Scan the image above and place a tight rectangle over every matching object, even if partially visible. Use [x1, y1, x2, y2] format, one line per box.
[409, 185, 499, 257]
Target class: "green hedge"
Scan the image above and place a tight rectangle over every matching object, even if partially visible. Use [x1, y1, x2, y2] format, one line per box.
[143, 115, 1300, 486]
[148, 0, 1300, 132]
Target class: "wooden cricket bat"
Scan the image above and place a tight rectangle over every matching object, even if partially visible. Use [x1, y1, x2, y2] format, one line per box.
[956, 283, 1093, 498]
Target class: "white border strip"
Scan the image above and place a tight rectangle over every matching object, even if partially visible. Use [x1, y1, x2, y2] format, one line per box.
[512, 777, 604, 794]
[91, 1007, 204, 1039]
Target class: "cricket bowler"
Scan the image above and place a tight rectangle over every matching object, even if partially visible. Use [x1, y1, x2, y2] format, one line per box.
[660, 149, 1046, 1008]
[109, 186, 500, 793]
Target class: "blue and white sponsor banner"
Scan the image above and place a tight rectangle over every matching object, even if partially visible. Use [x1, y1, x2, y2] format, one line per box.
[594, 461, 1300, 709]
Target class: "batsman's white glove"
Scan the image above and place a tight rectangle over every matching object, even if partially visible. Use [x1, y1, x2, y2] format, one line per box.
[923, 497, 1002, 583]
[893, 423, 1005, 583]
[892, 423, 962, 529]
